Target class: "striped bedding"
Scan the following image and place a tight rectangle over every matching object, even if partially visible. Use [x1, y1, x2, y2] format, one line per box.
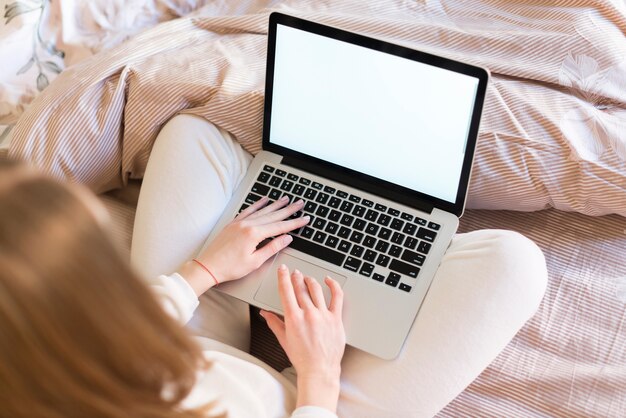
[3, 0, 626, 416]
[449, 209, 626, 417]
[7, 0, 626, 216]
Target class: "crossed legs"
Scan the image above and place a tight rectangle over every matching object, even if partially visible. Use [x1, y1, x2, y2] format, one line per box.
[131, 115, 547, 417]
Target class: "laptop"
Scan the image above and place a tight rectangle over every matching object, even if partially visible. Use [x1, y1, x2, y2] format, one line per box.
[202, 12, 489, 359]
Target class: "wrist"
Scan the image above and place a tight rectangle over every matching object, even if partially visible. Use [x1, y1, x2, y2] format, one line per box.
[198, 253, 229, 284]
[296, 372, 341, 413]
[178, 260, 217, 297]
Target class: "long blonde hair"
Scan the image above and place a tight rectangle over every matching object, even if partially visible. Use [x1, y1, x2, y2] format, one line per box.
[0, 160, 220, 418]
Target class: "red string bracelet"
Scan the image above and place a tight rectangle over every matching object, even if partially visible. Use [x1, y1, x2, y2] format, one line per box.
[191, 259, 219, 286]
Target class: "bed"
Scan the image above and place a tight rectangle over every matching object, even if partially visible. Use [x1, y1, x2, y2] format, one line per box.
[2, 0, 625, 416]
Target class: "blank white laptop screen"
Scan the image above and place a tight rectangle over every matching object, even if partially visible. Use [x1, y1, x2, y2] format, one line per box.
[269, 24, 480, 203]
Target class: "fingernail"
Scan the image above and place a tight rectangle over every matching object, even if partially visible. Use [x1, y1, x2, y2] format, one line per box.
[296, 199, 305, 205]
[279, 264, 287, 271]
[302, 215, 310, 221]
[284, 234, 293, 244]
[280, 195, 289, 201]
[294, 269, 301, 275]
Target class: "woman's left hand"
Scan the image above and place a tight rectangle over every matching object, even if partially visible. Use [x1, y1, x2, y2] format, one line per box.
[180, 195, 309, 295]
[261, 266, 345, 412]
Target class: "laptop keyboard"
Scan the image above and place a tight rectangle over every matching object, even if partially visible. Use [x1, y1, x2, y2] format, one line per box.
[238, 164, 440, 293]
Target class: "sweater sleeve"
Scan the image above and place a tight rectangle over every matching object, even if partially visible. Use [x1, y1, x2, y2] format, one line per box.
[150, 273, 199, 324]
[152, 278, 338, 418]
[291, 406, 338, 418]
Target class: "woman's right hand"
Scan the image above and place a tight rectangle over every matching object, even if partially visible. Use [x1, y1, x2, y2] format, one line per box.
[261, 265, 346, 413]
[179, 195, 310, 296]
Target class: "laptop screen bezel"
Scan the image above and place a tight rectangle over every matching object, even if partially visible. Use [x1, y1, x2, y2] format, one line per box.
[262, 12, 489, 217]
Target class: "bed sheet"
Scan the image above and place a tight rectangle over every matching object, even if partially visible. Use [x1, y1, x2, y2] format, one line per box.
[6, 0, 626, 217]
[0, 0, 272, 144]
[445, 209, 626, 417]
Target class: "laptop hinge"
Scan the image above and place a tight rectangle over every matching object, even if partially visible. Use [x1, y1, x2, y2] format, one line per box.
[282, 155, 434, 214]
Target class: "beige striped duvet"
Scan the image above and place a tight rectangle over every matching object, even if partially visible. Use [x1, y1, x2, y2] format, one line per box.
[4, 0, 626, 416]
[8, 0, 626, 216]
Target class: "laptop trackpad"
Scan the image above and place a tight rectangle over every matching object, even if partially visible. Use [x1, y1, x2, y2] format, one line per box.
[254, 253, 347, 312]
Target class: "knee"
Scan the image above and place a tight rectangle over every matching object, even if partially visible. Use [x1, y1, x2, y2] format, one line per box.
[155, 114, 218, 152]
[452, 229, 548, 318]
[154, 114, 251, 175]
[481, 229, 548, 314]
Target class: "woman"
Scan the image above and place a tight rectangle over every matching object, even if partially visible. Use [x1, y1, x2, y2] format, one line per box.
[0, 114, 547, 417]
[0, 158, 340, 418]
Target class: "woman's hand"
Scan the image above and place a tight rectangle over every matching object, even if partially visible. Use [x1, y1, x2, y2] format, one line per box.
[179, 196, 309, 296]
[261, 265, 346, 413]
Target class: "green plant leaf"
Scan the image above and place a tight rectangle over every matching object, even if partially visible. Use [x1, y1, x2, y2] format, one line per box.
[42, 60, 62, 74]
[5, 2, 40, 25]
[17, 57, 35, 75]
[38, 35, 65, 58]
[36, 72, 49, 91]
[44, 42, 65, 58]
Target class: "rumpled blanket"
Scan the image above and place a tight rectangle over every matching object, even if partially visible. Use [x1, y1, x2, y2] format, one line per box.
[8, 0, 626, 215]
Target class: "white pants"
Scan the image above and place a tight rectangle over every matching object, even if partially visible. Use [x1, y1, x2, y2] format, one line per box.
[131, 115, 548, 418]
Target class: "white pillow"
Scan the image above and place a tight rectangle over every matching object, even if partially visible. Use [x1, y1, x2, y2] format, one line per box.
[0, 0, 64, 129]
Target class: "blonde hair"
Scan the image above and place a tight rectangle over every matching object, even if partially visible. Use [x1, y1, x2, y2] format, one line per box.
[0, 160, 222, 418]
